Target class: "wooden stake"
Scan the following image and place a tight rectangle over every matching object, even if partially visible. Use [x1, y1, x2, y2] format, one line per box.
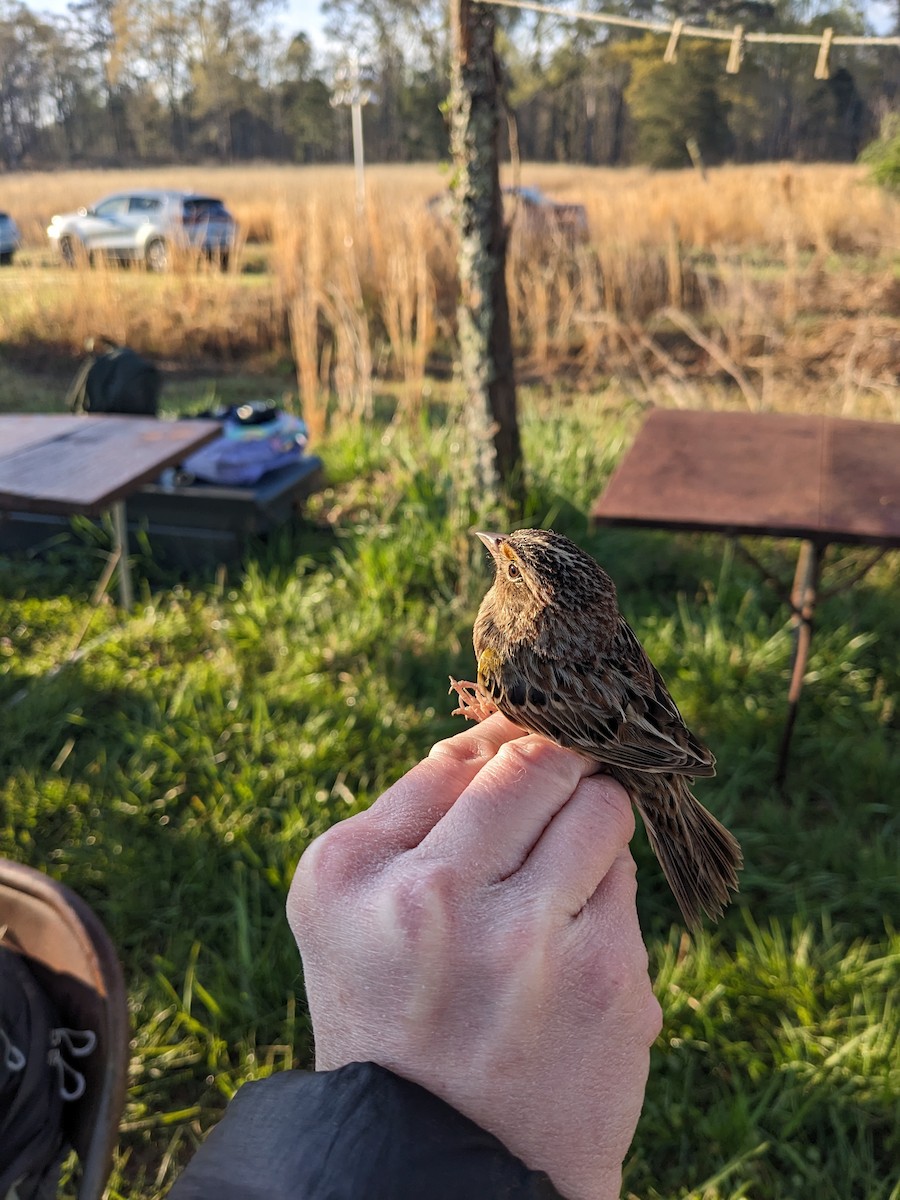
[814, 27, 834, 78]
[685, 136, 707, 181]
[726, 24, 745, 73]
[664, 18, 683, 63]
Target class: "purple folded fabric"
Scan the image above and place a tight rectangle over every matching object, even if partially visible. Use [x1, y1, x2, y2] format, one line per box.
[181, 436, 302, 486]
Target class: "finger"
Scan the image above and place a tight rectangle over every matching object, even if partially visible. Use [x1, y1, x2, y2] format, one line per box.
[585, 847, 643, 931]
[416, 735, 597, 882]
[576, 851, 663, 1044]
[365, 711, 529, 842]
[515, 774, 635, 915]
[300, 712, 531, 883]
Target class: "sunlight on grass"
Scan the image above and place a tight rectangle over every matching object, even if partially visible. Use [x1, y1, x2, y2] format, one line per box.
[2, 390, 897, 1198]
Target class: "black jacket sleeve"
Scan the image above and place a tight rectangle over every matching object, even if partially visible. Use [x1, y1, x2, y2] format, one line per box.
[168, 1060, 564, 1199]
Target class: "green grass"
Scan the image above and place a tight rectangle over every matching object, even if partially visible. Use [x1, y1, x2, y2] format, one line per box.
[1, 388, 897, 1198]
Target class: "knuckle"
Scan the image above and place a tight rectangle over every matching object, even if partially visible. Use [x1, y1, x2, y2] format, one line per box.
[575, 935, 655, 1012]
[503, 738, 603, 804]
[586, 776, 636, 844]
[382, 857, 462, 942]
[428, 729, 497, 767]
[287, 817, 375, 937]
[494, 734, 564, 778]
[293, 823, 353, 894]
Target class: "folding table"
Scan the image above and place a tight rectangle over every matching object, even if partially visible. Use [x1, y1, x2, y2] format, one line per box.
[591, 409, 900, 781]
[0, 414, 220, 606]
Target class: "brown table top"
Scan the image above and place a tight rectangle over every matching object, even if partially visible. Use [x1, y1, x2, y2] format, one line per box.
[0, 414, 221, 516]
[592, 410, 900, 548]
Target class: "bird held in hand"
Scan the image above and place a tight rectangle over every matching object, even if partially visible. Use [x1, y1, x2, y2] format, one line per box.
[450, 528, 742, 928]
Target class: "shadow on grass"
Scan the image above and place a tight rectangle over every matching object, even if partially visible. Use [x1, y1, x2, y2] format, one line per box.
[0, 511, 342, 602]
[1, 663, 308, 1030]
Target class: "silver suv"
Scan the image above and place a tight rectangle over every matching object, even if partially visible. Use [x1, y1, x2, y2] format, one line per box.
[47, 189, 236, 271]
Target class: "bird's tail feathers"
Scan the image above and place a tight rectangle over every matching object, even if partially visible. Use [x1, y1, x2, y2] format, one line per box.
[636, 776, 742, 929]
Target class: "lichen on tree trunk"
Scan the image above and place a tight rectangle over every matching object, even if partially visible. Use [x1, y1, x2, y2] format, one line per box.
[450, 0, 524, 508]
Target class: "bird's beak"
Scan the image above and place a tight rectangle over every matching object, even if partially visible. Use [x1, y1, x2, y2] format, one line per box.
[475, 531, 508, 563]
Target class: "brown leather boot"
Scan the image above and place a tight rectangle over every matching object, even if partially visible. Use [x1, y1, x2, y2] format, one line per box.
[0, 859, 129, 1200]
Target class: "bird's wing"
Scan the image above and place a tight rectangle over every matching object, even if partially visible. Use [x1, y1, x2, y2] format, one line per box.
[486, 622, 715, 778]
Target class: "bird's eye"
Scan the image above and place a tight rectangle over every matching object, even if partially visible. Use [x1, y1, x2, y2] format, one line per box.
[507, 562, 521, 581]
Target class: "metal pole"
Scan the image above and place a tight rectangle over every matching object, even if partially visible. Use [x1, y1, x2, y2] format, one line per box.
[775, 539, 821, 787]
[351, 101, 365, 214]
[111, 500, 133, 608]
[330, 52, 373, 218]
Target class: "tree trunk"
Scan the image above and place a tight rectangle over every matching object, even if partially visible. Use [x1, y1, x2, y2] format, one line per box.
[449, 0, 524, 508]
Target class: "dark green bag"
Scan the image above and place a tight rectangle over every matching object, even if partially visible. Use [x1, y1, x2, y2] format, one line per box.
[67, 337, 161, 417]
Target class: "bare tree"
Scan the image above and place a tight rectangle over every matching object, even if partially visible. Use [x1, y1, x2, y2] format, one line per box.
[449, 0, 523, 507]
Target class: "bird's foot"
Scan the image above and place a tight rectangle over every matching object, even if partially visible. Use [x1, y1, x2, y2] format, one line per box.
[448, 677, 498, 723]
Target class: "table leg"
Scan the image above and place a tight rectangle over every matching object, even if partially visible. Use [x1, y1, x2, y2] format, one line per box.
[111, 500, 133, 609]
[775, 539, 821, 786]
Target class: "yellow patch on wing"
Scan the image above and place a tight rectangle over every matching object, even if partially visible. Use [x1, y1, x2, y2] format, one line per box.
[477, 646, 502, 678]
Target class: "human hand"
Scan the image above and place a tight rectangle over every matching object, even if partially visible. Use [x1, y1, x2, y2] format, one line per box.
[287, 713, 662, 1200]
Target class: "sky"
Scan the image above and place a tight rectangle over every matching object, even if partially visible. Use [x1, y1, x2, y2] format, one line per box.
[270, 0, 328, 42]
[20, 0, 899, 46]
[27, 0, 330, 40]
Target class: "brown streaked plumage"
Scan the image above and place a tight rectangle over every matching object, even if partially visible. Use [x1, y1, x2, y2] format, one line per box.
[450, 528, 742, 928]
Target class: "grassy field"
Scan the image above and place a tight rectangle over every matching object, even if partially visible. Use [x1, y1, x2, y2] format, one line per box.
[1, 162, 897, 432]
[1, 162, 898, 1198]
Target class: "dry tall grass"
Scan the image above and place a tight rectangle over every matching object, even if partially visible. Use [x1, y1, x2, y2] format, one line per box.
[5, 161, 897, 254]
[1, 162, 897, 426]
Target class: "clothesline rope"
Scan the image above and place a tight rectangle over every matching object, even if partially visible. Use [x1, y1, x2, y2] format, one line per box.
[477, 0, 900, 49]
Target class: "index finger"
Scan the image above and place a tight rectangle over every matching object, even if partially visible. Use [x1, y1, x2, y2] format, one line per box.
[329, 713, 530, 859]
[416, 735, 598, 882]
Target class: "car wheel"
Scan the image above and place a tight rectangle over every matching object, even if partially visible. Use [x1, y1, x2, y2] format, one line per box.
[0, 251, 12, 266]
[59, 236, 80, 267]
[145, 238, 168, 272]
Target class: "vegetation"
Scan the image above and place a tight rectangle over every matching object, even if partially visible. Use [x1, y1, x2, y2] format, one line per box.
[0, 0, 896, 168]
[1, 387, 897, 1199]
[2, 162, 898, 432]
[621, 39, 734, 169]
[862, 113, 900, 191]
[1, 159, 898, 1198]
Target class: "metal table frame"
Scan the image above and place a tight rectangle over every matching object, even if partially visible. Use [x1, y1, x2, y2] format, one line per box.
[592, 409, 900, 783]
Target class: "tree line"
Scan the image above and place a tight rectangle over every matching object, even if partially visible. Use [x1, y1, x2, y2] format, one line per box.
[0, 0, 896, 170]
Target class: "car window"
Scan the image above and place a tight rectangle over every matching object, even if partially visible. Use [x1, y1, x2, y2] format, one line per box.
[94, 197, 130, 218]
[518, 188, 546, 206]
[128, 196, 163, 214]
[182, 198, 229, 223]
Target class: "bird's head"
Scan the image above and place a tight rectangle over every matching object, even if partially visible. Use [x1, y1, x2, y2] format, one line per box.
[475, 529, 619, 645]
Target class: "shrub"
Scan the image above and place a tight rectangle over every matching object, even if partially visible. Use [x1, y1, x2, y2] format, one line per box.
[860, 112, 900, 190]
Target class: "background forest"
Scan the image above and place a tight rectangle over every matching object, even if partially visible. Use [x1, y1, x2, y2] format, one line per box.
[0, 0, 897, 171]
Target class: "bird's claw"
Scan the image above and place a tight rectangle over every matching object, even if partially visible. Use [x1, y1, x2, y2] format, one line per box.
[448, 676, 499, 723]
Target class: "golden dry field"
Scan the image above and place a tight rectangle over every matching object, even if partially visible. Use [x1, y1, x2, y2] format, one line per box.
[1, 161, 898, 429]
[4, 160, 898, 252]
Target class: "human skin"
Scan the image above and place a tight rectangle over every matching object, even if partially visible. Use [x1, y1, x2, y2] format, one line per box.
[287, 712, 662, 1200]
